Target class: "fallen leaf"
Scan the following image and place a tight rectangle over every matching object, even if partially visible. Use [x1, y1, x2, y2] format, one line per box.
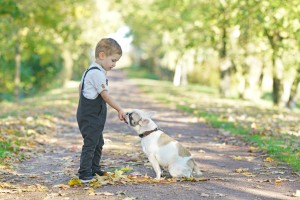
[230, 156, 254, 161]
[275, 179, 282, 186]
[95, 192, 114, 196]
[201, 193, 210, 197]
[0, 189, 12, 193]
[215, 193, 226, 197]
[122, 197, 136, 200]
[88, 188, 95, 196]
[264, 157, 274, 162]
[52, 184, 70, 190]
[234, 168, 249, 173]
[120, 165, 133, 172]
[117, 190, 126, 195]
[68, 178, 82, 186]
[181, 177, 209, 182]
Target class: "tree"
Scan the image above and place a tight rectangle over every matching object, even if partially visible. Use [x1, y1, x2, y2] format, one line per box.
[112, 0, 300, 107]
[0, 0, 87, 99]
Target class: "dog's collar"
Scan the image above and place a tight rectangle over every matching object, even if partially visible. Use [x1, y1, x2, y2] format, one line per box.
[139, 128, 159, 138]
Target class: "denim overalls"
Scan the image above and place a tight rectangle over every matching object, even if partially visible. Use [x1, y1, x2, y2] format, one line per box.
[76, 67, 107, 177]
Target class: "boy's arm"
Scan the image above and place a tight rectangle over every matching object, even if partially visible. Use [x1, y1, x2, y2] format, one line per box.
[100, 90, 125, 121]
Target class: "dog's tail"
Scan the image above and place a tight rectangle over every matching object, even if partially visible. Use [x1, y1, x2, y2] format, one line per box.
[188, 159, 202, 176]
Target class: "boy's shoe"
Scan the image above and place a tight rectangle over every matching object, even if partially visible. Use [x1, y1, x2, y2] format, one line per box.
[92, 169, 106, 176]
[79, 175, 96, 183]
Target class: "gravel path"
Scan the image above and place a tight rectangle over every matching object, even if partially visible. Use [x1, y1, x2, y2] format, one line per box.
[1, 69, 299, 200]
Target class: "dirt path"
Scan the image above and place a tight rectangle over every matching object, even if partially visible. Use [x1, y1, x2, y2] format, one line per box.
[1, 70, 299, 200]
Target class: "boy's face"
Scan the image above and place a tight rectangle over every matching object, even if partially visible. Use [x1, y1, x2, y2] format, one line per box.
[99, 53, 121, 71]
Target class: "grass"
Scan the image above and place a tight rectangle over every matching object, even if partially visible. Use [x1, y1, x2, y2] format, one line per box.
[124, 67, 300, 171]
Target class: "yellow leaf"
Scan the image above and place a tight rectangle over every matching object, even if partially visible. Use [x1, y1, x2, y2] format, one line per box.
[230, 156, 243, 160]
[234, 168, 249, 173]
[264, 157, 274, 162]
[181, 177, 209, 182]
[114, 170, 125, 178]
[275, 179, 282, 186]
[242, 172, 254, 177]
[68, 178, 82, 186]
[120, 165, 133, 172]
[88, 188, 95, 195]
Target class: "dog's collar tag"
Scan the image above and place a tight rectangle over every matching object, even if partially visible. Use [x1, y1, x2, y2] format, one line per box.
[139, 128, 159, 138]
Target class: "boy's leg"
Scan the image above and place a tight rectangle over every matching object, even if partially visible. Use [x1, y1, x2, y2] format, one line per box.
[78, 125, 101, 178]
[92, 104, 107, 175]
[92, 127, 104, 173]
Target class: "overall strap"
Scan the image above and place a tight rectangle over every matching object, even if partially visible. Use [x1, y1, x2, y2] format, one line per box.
[81, 67, 101, 91]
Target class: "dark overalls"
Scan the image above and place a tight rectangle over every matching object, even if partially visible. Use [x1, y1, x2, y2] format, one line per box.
[76, 67, 107, 178]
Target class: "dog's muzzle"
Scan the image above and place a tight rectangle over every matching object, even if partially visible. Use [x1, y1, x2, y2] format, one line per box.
[125, 112, 141, 127]
[124, 113, 129, 124]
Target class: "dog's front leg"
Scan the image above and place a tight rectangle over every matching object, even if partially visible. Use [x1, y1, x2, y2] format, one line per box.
[148, 154, 161, 179]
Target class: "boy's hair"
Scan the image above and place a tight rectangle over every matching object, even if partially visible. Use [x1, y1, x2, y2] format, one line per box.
[95, 38, 122, 58]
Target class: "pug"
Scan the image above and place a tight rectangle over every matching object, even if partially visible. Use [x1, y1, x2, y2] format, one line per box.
[125, 109, 202, 179]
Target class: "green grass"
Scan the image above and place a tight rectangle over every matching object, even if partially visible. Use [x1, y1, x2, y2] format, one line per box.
[0, 140, 20, 159]
[124, 67, 300, 171]
[0, 142, 11, 158]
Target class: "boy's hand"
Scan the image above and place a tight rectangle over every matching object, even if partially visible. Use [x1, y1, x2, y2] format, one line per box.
[118, 109, 126, 121]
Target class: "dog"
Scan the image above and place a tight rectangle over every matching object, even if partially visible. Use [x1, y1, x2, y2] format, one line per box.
[124, 109, 202, 179]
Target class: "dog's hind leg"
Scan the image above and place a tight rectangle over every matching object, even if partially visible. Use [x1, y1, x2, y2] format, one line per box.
[148, 154, 161, 179]
[169, 164, 192, 178]
[187, 159, 202, 176]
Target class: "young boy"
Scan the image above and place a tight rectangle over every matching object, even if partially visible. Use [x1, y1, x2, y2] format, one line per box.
[76, 38, 126, 183]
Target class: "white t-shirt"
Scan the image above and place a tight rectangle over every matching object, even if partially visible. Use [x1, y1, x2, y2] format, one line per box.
[81, 62, 108, 99]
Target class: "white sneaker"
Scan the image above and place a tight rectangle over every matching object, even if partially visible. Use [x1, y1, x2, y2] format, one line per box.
[79, 176, 96, 183]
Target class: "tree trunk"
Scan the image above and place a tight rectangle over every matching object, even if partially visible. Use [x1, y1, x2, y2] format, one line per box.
[286, 66, 300, 109]
[271, 57, 283, 106]
[14, 41, 21, 102]
[265, 29, 284, 106]
[173, 61, 181, 86]
[219, 27, 231, 97]
[258, 61, 265, 91]
[62, 49, 73, 87]
[272, 76, 281, 105]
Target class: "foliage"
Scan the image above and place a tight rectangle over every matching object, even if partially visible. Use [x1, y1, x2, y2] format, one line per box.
[0, 0, 76, 99]
[113, 0, 300, 106]
[0, 0, 124, 101]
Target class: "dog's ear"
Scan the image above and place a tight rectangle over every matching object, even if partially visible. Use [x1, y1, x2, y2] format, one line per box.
[139, 118, 150, 126]
[146, 111, 156, 118]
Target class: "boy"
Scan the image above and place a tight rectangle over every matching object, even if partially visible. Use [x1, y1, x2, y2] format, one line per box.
[76, 38, 126, 183]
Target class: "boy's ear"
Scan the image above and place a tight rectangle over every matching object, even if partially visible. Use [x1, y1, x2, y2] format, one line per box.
[146, 111, 156, 118]
[139, 118, 150, 126]
[98, 52, 106, 59]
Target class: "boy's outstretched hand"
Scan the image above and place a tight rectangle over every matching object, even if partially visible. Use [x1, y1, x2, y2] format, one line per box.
[118, 110, 126, 121]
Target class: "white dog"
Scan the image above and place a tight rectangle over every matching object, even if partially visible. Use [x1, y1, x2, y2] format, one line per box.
[125, 109, 202, 179]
